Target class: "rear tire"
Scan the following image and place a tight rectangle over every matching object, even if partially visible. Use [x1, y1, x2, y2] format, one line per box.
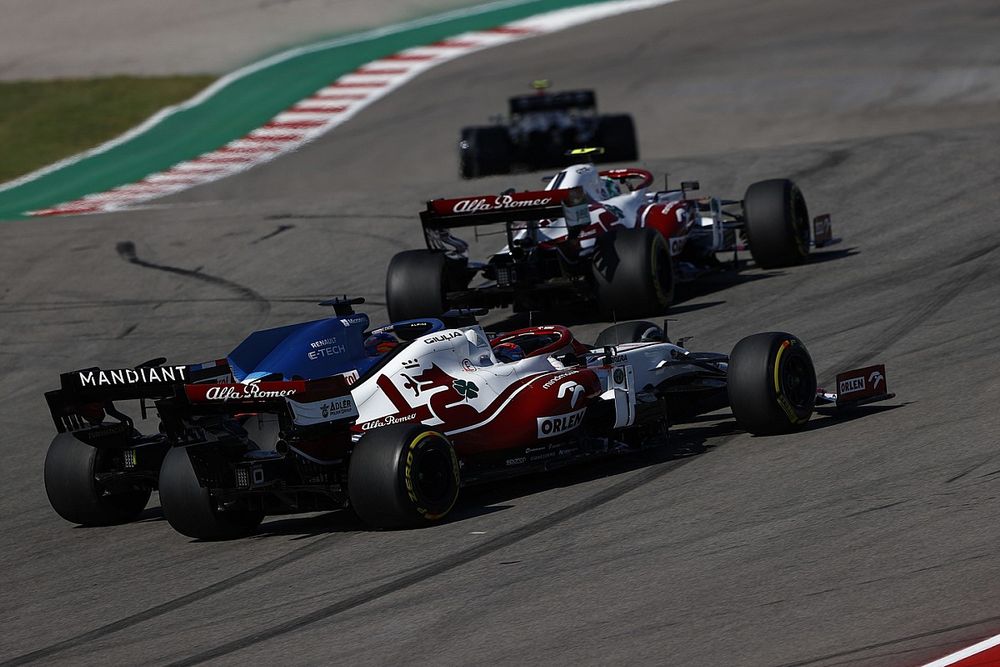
[459, 126, 512, 178]
[159, 447, 264, 540]
[593, 228, 674, 320]
[727, 332, 816, 434]
[44, 433, 151, 526]
[743, 179, 810, 269]
[349, 424, 460, 529]
[594, 320, 663, 348]
[597, 114, 638, 162]
[386, 250, 450, 321]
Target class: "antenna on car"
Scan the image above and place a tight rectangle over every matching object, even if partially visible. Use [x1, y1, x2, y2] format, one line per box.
[318, 296, 365, 316]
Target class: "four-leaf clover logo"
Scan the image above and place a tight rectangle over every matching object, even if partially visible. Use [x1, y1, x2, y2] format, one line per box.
[453, 379, 479, 401]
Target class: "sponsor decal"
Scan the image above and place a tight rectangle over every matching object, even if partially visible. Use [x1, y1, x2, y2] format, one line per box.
[321, 398, 355, 419]
[462, 359, 476, 372]
[613, 368, 626, 385]
[834, 364, 890, 405]
[557, 380, 585, 408]
[78, 365, 187, 387]
[453, 379, 479, 401]
[839, 376, 865, 395]
[341, 370, 360, 386]
[339, 316, 368, 327]
[452, 193, 553, 214]
[537, 408, 586, 439]
[422, 331, 463, 345]
[542, 371, 576, 390]
[307, 337, 347, 360]
[358, 413, 418, 431]
[869, 369, 884, 389]
[290, 395, 358, 425]
[204, 378, 297, 401]
[563, 201, 591, 228]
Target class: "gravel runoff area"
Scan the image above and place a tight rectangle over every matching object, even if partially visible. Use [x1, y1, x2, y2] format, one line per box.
[0, 0, 481, 80]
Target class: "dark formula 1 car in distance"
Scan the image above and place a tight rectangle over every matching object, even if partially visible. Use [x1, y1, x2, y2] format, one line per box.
[387, 155, 836, 322]
[43, 298, 892, 540]
[459, 81, 638, 178]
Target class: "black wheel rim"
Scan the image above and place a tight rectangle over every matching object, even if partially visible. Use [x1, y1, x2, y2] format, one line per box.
[780, 351, 815, 411]
[411, 440, 455, 505]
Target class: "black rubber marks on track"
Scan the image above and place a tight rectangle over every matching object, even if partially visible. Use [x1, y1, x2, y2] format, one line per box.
[167, 457, 697, 666]
[0, 534, 339, 666]
[115, 241, 270, 315]
[2, 456, 697, 666]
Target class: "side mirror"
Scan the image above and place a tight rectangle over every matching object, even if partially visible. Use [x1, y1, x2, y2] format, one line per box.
[681, 181, 700, 192]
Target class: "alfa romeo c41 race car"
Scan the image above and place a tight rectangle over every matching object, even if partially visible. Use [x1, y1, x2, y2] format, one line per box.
[459, 82, 638, 178]
[387, 154, 835, 321]
[43, 299, 891, 540]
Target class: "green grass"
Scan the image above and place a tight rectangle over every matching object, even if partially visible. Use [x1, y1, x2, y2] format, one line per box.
[0, 75, 214, 183]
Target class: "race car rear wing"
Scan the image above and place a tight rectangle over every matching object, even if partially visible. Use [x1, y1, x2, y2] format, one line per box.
[156, 375, 358, 439]
[421, 186, 589, 230]
[46, 360, 231, 433]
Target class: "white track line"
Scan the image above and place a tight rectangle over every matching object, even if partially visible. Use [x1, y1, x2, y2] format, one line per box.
[921, 633, 1000, 667]
[28, 0, 678, 216]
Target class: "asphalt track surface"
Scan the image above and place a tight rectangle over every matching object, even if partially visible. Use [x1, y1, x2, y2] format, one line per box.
[0, 0, 478, 79]
[2, 0, 1000, 664]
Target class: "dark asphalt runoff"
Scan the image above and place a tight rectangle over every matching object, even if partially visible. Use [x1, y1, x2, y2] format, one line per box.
[2, 0, 999, 664]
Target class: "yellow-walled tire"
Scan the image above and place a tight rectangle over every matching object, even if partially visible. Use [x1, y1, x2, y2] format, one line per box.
[728, 332, 816, 434]
[349, 424, 460, 529]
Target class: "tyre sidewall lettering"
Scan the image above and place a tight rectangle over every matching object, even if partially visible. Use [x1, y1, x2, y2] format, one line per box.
[402, 431, 459, 520]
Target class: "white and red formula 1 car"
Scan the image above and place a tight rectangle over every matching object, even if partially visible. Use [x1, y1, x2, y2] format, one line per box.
[387, 151, 836, 321]
[43, 299, 890, 540]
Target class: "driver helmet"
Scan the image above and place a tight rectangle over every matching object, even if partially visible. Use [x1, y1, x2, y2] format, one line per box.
[493, 342, 525, 363]
[364, 331, 399, 357]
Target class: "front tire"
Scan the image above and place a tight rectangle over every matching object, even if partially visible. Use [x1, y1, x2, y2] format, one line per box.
[593, 228, 674, 320]
[349, 425, 460, 529]
[727, 332, 817, 434]
[159, 447, 264, 540]
[44, 433, 151, 526]
[386, 250, 450, 321]
[743, 179, 810, 269]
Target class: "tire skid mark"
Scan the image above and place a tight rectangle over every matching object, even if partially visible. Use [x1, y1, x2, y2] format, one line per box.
[0, 534, 340, 667]
[115, 241, 270, 316]
[168, 456, 700, 666]
[776, 613, 1000, 667]
[817, 262, 985, 382]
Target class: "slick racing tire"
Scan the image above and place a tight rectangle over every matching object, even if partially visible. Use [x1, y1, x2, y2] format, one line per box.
[349, 424, 460, 529]
[594, 320, 663, 348]
[593, 228, 674, 320]
[727, 332, 817, 435]
[159, 447, 264, 540]
[44, 433, 151, 526]
[596, 114, 639, 162]
[459, 126, 512, 178]
[386, 249, 450, 321]
[743, 178, 810, 269]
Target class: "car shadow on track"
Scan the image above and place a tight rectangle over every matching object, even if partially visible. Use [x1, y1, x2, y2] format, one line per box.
[199, 403, 904, 539]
